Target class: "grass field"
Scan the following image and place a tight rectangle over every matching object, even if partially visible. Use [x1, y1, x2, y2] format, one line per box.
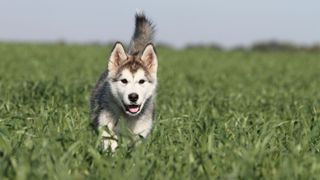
[0, 42, 320, 179]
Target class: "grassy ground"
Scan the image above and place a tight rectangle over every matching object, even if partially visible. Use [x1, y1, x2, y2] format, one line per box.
[0, 42, 320, 179]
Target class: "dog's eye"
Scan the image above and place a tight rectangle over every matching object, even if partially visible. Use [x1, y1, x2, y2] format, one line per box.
[120, 79, 128, 84]
[138, 79, 145, 84]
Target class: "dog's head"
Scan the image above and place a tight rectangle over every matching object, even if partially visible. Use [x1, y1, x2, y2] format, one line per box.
[107, 42, 158, 116]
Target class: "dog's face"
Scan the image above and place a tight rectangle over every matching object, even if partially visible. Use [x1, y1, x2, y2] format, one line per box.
[107, 42, 157, 116]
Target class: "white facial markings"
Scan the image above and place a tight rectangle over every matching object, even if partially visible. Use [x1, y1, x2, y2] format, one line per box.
[119, 69, 148, 105]
[119, 69, 146, 86]
[109, 68, 156, 116]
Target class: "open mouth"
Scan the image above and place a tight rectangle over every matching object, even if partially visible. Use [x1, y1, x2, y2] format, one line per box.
[125, 104, 141, 115]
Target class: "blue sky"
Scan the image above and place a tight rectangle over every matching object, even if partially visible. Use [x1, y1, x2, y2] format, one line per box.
[0, 0, 319, 48]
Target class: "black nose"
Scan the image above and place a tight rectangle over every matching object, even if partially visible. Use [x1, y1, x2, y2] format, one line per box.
[128, 93, 139, 102]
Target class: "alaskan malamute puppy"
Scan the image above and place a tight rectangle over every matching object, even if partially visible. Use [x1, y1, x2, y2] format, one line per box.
[90, 12, 157, 151]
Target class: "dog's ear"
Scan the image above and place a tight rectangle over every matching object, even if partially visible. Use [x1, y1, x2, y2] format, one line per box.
[108, 42, 127, 71]
[141, 44, 157, 74]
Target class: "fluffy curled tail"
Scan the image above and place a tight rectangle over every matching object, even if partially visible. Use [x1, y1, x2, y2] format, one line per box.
[128, 12, 155, 55]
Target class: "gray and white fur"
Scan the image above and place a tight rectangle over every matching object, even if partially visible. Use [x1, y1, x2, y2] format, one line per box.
[90, 12, 157, 151]
[128, 12, 155, 55]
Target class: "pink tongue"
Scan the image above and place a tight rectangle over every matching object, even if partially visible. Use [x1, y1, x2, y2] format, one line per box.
[129, 106, 139, 113]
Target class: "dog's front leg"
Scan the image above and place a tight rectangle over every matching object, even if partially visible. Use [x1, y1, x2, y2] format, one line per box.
[98, 110, 119, 152]
[101, 130, 118, 152]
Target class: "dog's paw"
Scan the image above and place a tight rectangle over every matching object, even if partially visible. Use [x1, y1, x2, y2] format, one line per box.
[102, 138, 118, 152]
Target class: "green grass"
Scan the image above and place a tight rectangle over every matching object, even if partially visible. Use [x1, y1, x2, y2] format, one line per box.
[0, 42, 320, 179]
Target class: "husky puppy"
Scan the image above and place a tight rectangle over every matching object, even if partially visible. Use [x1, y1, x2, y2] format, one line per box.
[90, 13, 157, 151]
